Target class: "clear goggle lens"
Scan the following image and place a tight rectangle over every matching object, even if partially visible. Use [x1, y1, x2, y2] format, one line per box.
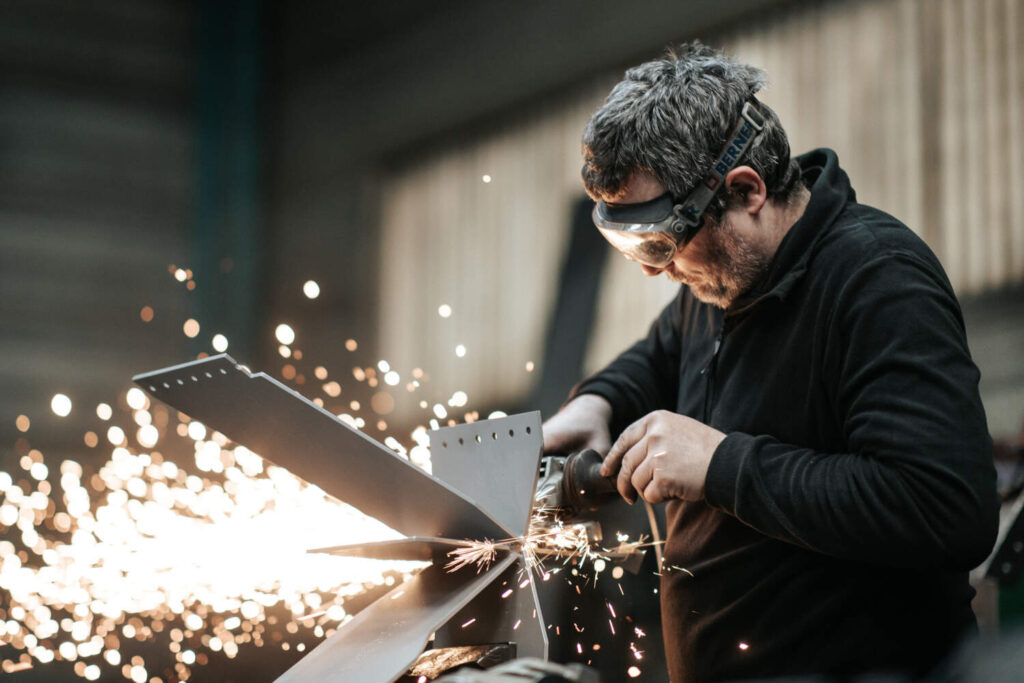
[592, 194, 683, 268]
[595, 225, 679, 268]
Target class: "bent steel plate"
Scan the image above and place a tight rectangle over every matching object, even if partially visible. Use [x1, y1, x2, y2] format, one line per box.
[433, 554, 547, 662]
[134, 355, 506, 541]
[429, 413, 543, 538]
[277, 553, 518, 683]
[132, 356, 549, 682]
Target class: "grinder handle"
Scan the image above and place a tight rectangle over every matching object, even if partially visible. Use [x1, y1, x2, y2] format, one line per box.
[562, 448, 619, 513]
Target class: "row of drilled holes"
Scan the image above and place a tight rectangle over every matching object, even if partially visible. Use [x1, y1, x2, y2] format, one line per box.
[440, 425, 532, 449]
[148, 367, 230, 392]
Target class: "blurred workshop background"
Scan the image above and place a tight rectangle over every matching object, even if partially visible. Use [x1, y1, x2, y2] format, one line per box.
[1, 0, 1023, 680]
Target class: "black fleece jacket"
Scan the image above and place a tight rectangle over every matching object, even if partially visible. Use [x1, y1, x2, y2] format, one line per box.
[574, 149, 999, 682]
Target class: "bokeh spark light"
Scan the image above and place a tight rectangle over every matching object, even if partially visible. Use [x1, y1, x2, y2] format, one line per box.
[0, 396, 426, 681]
[302, 281, 320, 299]
[1, 266, 659, 681]
[274, 324, 296, 346]
[50, 394, 72, 418]
[182, 319, 200, 339]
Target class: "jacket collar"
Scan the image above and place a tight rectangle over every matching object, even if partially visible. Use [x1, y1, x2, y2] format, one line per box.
[727, 148, 854, 315]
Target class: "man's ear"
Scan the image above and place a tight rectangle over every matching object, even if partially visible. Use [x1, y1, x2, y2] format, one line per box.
[724, 166, 767, 214]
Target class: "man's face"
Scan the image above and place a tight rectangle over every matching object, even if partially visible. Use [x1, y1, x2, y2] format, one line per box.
[599, 173, 774, 309]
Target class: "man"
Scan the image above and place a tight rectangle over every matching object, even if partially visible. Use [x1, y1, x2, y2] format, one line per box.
[542, 43, 999, 682]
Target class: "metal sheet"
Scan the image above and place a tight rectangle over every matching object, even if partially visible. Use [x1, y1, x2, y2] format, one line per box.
[133, 355, 507, 541]
[433, 553, 548, 661]
[309, 537, 474, 562]
[430, 413, 543, 538]
[276, 553, 518, 683]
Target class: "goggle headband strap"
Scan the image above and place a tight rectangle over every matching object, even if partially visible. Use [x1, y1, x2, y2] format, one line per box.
[673, 99, 766, 229]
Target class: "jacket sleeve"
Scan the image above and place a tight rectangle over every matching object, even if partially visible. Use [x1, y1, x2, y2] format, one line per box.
[704, 251, 1000, 571]
[571, 288, 685, 437]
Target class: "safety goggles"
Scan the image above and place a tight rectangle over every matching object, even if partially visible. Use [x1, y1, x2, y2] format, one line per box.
[592, 99, 766, 268]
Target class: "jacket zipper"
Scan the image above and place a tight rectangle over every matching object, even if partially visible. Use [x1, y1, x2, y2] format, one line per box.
[701, 326, 725, 423]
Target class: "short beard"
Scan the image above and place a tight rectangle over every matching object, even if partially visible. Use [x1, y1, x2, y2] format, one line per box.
[686, 216, 773, 309]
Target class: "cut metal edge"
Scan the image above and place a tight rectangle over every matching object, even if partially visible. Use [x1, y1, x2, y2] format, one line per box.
[309, 537, 477, 562]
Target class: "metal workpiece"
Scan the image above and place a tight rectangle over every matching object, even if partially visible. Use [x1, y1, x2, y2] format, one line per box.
[134, 355, 549, 682]
[277, 554, 519, 683]
[133, 354, 507, 541]
[310, 537, 479, 562]
[429, 412, 544, 537]
[432, 553, 547, 661]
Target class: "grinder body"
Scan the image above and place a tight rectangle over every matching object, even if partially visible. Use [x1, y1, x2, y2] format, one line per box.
[534, 449, 619, 521]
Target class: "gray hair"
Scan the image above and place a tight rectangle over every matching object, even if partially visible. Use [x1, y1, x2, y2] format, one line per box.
[582, 42, 801, 217]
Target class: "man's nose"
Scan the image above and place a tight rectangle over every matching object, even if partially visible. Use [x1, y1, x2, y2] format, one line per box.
[640, 264, 664, 277]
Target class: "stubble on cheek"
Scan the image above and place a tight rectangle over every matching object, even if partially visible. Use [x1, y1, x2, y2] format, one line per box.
[672, 220, 773, 308]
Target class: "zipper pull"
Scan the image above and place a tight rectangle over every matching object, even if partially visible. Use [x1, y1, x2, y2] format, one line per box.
[701, 329, 724, 375]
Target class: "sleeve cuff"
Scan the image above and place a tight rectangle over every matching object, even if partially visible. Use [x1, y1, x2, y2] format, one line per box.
[703, 432, 754, 512]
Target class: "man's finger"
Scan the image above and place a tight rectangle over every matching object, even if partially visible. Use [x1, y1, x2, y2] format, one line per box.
[630, 450, 657, 503]
[602, 415, 649, 477]
[616, 440, 648, 504]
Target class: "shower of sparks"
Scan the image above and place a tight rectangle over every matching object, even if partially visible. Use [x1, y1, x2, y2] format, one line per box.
[0, 389, 430, 681]
[444, 541, 497, 574]
[13, 265, 668, 682]
[444, 506, 651, 578]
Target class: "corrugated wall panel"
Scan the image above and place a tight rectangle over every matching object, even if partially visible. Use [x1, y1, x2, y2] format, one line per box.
[0, 0, 195, 446]
[379, 0, 1024, 422]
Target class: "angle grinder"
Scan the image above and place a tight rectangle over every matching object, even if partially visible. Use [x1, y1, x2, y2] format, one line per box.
[534, 449, 619, 521]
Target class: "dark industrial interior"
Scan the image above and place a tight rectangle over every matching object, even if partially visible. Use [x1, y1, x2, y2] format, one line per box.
[1, 0, 1023, 681]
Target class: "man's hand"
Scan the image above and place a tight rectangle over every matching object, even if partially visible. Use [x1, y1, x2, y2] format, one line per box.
[541, 394, 613, 456]
[600, 410, 726, 504]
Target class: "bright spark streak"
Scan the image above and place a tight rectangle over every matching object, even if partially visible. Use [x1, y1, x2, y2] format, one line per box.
[0, 394, 428, 679]
[445, 541, 498, 573]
